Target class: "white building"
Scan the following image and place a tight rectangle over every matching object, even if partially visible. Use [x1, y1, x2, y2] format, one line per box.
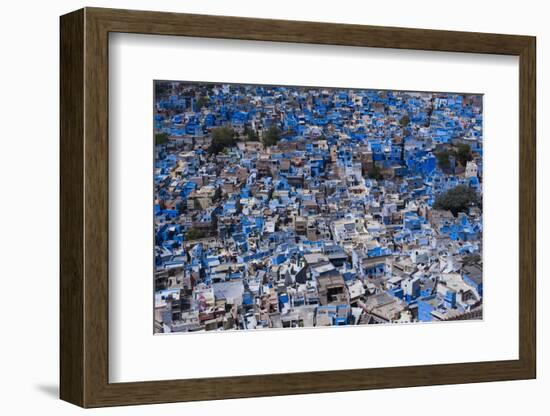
[465, 160, 478, 178]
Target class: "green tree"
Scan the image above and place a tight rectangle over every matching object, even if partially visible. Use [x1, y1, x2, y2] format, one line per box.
[155, 132, 169, 145]
[185, 228, 205, 241]
[367, 165, 383, 180]
[455, 143, 473, 166]
[154, 82, 170, 97]
[195, 95, 209, 110]
[435, 150, 451, 170]
[398, 115, 411, 161]
[262, 125, 281, 148]
[433, 185, 480, 216]
[212, 186, 223, 202]
[246, 128, 259, 142]
[208, 126, 236, 155]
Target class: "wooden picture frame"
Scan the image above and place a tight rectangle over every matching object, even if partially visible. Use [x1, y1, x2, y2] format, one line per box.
[60, 7, 536, 408]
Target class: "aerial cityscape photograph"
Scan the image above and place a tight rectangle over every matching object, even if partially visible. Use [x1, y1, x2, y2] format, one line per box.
[153, 81, 483, 334]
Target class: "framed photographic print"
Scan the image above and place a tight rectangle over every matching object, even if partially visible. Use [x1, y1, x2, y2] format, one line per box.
[60, 7, 536, 408]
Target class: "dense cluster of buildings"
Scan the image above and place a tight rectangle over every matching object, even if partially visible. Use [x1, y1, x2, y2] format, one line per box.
[153, 82, 483, 334]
